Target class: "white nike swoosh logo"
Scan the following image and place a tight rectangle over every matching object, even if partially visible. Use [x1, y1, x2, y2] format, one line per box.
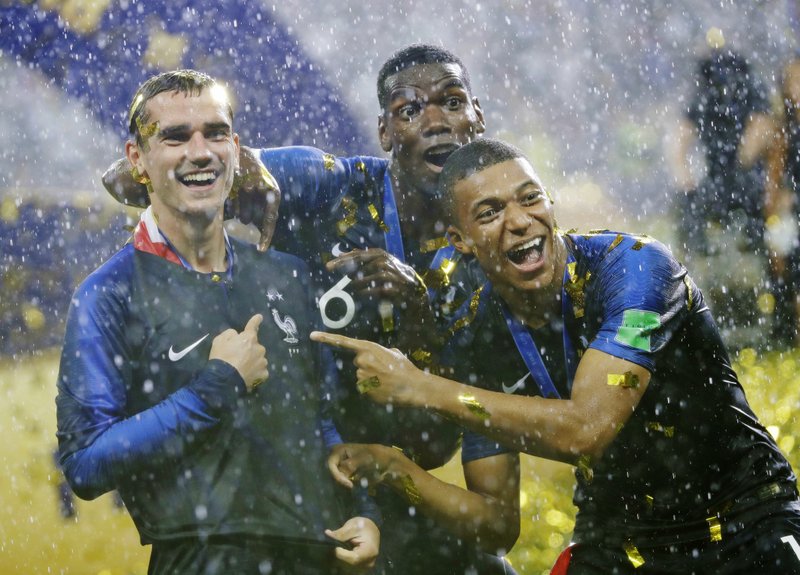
[168, 334, 209, 362]
[331, 242, 345, 257]
[502, 372, 529, 394]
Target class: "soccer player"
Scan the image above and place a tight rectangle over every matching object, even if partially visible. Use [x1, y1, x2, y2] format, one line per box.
[103, 46, 518, 575]
[56, 69, 379, 575]
[313, 139, 800, 574]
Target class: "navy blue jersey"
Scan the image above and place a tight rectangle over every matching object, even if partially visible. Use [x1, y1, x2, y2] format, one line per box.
[56, 236, 358, 546]
[258, 146, 507, 574]
[259, 146, 479, 458]
[446, 232, 798, 546]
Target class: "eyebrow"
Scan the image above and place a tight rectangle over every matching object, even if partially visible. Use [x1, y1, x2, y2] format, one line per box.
[158, 121, 231, 138]
[469, 179, 541, 214]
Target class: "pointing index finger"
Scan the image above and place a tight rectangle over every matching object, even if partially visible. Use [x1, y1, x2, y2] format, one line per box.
[310, 331, 368, 351]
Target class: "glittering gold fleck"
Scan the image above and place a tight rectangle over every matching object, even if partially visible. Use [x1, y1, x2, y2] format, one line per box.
[356, 376, 381, 394]
[458, 393, 491, 419]
[623, 540, 645, 568]
[707, 517, 722, 542]
[607, 371, 640, 388]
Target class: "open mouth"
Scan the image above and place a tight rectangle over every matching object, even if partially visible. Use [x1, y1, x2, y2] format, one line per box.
[507, 236, 545, 267]
[423, 145, 459, 169]
[177, 171, 218, 187]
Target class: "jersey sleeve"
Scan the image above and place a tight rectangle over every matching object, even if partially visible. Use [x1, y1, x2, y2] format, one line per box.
[257, 146, 387, 255]
[586, 239, 692, 372]
[55, 265, 246, 500]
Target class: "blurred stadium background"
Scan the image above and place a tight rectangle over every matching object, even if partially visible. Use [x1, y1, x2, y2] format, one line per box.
[1, 1, 798, 573]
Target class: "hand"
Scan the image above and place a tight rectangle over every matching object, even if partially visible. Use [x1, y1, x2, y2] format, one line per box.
[328, 443, 400, 489]
[327, 248, 425, 304]
[209, 314, 269, 391]
[325, 516, 380, 572]
[102, 157, 149, 208]
[310, 331, 419, 406]
[227, 146, 281, 251]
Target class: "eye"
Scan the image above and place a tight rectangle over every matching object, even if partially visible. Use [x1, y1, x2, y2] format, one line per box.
[163, 135, 188, 146]
[476, 207, 498, 221]
[206, 129, 229, 142]
[521, 190, 544, 205]
[445, 96, 463, 110]
[398, 102, 421, 120]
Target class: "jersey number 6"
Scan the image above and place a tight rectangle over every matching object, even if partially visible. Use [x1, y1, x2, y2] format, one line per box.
[319, 276, 356, 329]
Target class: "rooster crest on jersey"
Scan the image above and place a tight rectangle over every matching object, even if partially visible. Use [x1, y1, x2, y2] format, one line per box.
[271, 309, 299, 344]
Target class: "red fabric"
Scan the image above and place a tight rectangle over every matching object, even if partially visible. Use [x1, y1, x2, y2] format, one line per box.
[550, 544, 575, 575]
[132, 209, 182, 266]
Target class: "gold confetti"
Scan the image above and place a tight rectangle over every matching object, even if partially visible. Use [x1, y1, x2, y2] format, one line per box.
[323, 153, 335, 171]
[564, 262, 590, 318]
[707, 517, 722, 542]
[684, 275, 694, 310]
[367, 203, 389, 232]
[448, 285, 485, 337]
[647, 422, 675, 438]
[420, 237, 451, 253]
[136, 118, 159, 151]
[623, 540, 645, 568]
[211, 274, 221, 283]
[400, 474, 423, 505]
[356, 376, 381, 394]
[411, 349, 432, 364]
[577, 455, 593, 483]
[424, 258, 457, 290]
[632, 235, 653, 250]
[607, 371, 640, 389]
[336, 197, 358, 235]
[458, 393, 491, 419]
[607, 234, 624, 253]
[645, 495, 654, 509]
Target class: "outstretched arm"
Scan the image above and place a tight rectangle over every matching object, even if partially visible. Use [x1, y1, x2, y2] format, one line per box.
[311, 331, 649, 466]
[328, 443, 520, 554]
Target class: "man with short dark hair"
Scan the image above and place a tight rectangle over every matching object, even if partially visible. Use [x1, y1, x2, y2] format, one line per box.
[315, 138, 800, 575]
[56, 69, 379, 575]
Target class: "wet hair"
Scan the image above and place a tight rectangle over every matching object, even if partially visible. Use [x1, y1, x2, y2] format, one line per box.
[128, 69, 232, 145]
[439, 138, 525, 219]
[377, 44, 471, 111]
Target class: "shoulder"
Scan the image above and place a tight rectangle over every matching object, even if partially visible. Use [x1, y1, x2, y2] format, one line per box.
[568, 230, 679, 277]
[72, 243, 136, 304]
[257, 146, 388, 177]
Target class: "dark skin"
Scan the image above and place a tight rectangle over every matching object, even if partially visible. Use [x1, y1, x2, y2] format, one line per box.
[327, 62, 485, 348]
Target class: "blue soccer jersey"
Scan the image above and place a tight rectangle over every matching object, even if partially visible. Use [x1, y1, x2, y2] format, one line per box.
[446, 231, 798, 546]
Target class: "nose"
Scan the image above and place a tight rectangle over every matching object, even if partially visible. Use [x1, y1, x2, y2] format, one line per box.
[421, 104, 452, 138]
[504, 201, 531, 233]
[186, 131, 213, 166]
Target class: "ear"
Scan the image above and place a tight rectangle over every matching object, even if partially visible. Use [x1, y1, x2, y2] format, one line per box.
[125, 140, 146, 180]
[233, 132, 241, 171]
[378, 114, 392, 152]
[471, 97, 486, 136]
[447, 224, 473, 255]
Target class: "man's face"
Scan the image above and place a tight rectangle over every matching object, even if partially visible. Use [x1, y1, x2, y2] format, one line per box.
[126, 87, 239, 222]
[379, 62, 485, 197]
[448, 158, 559, 293]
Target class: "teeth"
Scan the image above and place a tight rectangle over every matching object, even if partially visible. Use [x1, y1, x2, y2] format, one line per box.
[513, 237, 543, 253]
[183, 172, 215, 183]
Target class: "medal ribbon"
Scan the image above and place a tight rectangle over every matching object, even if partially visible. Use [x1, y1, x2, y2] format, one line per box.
[382, 170, 458, 303]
